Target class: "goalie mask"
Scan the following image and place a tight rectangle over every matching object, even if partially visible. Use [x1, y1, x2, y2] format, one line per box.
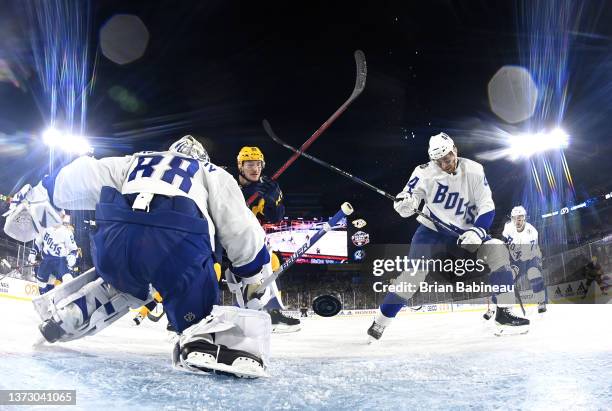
[169, 135, 209, 163]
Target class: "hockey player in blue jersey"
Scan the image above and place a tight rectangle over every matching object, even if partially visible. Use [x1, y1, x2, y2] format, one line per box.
[500, 205, 547, 314]
[367, 132, 528, 341]
[4, 136, 273, 378]
[30, 212, 78, 294]
[236, 146, 300, 333]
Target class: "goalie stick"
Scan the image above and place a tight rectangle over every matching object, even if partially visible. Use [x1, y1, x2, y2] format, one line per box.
[246, 49, 367, 206]
[265, 125, 528, 315]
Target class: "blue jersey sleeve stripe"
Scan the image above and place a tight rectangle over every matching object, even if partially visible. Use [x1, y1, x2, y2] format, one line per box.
[231, 245, 270, 278]
[426, 207, 464, 235]
[474, 210, 495, 231]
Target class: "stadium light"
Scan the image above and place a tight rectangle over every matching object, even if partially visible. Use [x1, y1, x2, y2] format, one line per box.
[507, 127, 569, 160]
[42, 127, 93, 155]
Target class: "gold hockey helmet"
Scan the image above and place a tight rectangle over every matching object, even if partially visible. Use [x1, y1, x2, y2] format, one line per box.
[237, 146, 265, 168]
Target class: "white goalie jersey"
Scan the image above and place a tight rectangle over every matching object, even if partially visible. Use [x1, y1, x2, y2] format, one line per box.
[400, 157, 495, 233]
[502, 221, 541, 262]
[46, 152, 265, 269]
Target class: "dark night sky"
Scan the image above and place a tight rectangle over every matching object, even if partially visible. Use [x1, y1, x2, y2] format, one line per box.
[1, 1, 612, 243]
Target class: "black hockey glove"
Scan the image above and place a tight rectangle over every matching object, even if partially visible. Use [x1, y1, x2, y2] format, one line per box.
[256, 177, 282, 205]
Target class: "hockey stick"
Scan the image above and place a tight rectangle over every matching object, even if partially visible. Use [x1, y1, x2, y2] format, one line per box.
[0, 259, 38, 280]
[255, 202, 354, 293]
[263, 120, 462, 238]
[0, 258, 38, 273]
[246, 50, 367, 206]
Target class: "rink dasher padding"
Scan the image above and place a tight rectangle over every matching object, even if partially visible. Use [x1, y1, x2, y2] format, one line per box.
[0, 275, 39, 301]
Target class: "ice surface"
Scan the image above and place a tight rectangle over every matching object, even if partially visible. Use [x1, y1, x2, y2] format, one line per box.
[1, 298, 610, 410]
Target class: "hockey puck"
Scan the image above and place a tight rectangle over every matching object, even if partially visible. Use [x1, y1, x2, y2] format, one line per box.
[312, 295, 342, 317]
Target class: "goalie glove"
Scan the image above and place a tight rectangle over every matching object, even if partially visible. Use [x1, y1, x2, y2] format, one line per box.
[5, 184, 33, 215]
[3, 182, 61, 242]
[457, 227, 487, 253]
[393, 192, 419, 218]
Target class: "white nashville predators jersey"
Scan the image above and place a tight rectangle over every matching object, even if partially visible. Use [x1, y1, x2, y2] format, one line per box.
[48, 152, 265, 268]
[400, 157, 495, 233]
[35, 225, 77, 258]
[502, 221, 541, 262]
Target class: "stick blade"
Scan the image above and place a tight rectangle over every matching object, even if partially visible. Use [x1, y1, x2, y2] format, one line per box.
[352, 50, 367, 96]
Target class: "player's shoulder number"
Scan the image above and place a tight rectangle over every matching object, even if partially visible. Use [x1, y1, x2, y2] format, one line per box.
[127, 153, 216, 194]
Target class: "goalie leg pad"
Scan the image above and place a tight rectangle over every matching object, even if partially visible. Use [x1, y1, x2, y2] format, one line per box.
[33, 268, 149, 342]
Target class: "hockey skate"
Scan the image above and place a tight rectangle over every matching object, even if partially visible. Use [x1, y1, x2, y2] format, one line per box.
[367, 312, 394, 343]
[174, 339, 266, 379]
[537, 302, 547, 314]
[494, 306, 530, 336]
[367, 320, 386, 342]
[269, 309, 301, 333]
[482, 307, 495, 320]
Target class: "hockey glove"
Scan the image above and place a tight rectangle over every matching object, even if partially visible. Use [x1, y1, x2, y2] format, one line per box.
[256, 177, 282, 206]
[28, 249, 38, 265]
[393, 192, 419, 218]
[66, 253, 77, 268]
[457, 227, 487, 253]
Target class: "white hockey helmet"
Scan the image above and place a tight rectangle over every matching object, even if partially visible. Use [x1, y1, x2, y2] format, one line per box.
[428, 132, 455, 160]
[169, 135, 209, 162]
[511, 205, 527, 218]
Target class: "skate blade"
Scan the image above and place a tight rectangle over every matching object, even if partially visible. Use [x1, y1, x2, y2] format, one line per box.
[366, 334, 381, 344]
[271, 324, 301, 334]
[494, 325, 529, 337]
[185, 354, 269, 379]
